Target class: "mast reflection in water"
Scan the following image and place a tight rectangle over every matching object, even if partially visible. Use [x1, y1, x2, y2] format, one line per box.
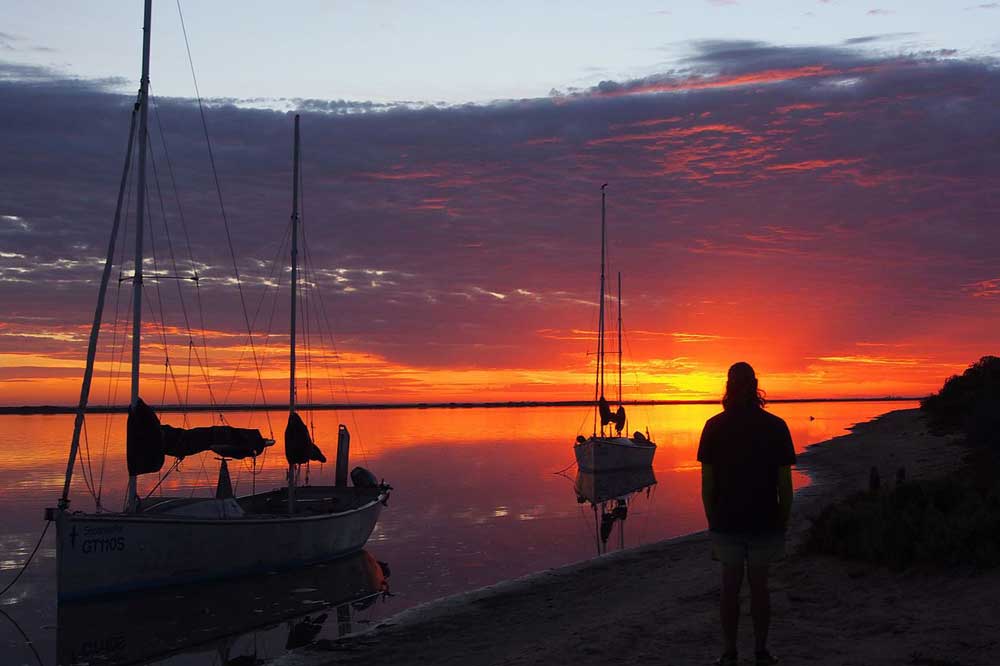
[574, 467, 658, 555]
[57, 550, 390, 665]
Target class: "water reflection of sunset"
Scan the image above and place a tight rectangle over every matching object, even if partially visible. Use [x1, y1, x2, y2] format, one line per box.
[3, 402, 909, 518]
[1, 401, 914, 664]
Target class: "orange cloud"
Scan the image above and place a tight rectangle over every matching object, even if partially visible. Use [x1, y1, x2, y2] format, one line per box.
[599, 65, 877, 97]
[767, 158, 862, 172]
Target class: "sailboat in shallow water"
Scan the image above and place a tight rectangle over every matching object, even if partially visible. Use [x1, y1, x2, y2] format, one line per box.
[573, 184, 656, 472]
[47, 0, 388, 601]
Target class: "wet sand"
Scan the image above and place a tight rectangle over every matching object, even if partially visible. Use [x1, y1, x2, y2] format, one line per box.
[286, 409, 998, 666]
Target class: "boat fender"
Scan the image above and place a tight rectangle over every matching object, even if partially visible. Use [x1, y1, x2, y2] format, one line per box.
[632, 430, 648, 442]
[351, 466, 379, 488]
[576, 435, 587, 444]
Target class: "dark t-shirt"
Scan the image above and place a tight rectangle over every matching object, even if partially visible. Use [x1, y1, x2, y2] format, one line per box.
[696, 406, 796, 534]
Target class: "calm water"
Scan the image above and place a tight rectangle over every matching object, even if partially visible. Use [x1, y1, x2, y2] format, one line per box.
[0, 401, 914, 665]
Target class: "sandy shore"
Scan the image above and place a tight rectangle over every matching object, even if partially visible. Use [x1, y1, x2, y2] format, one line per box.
[283, 409, 998, 666]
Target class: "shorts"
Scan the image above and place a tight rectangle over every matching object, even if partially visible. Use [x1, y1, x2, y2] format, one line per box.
[710, 530, 786, 567]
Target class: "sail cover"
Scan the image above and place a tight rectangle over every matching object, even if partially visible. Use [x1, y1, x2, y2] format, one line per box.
[127, 398, 272, 475]
[598, 396, 627, 433]
[285, 411, 327, 465]
[161, 424, 271, 460]
[127, 398, 166, 476]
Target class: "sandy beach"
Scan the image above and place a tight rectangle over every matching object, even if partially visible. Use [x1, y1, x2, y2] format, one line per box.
[277, 408, 999, 666]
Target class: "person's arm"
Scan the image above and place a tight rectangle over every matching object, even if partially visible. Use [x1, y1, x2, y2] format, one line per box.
[701, 463, 715, 524]
[777, 465, 793, 528]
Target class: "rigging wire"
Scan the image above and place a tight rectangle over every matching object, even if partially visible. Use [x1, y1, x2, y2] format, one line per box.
[175, 0, 273, 434]
[149, 91, 214, 417]
[141, 282, 187, 408]
[299, 229, 372, 469]
[297, 182, 372, 468]
[297, 159, 318, 449]
[147, 96, 224, 418]
[621, 324, 654, 439]
[79, 420, 101, 507]
[143, 134, 190, 408]
[219, 217, 291, 405]
[239, 219, 295, 477]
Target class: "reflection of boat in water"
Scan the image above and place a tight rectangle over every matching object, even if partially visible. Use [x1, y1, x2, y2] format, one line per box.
[575, 467, 657, 555]
[573, 184, 656, 472]
[57, 550, 390, 666]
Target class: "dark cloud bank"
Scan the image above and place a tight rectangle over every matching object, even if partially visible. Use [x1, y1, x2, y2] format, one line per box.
[1, 41, 998, 378]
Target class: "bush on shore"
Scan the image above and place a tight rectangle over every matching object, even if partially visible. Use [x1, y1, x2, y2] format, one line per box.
[807, 357, 1000, 569]
[920, 355, 1000, 449]
[804, 472, 1000, 569]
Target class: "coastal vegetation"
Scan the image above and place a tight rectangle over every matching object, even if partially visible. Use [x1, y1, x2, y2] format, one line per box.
[806, 356, 1000, 569]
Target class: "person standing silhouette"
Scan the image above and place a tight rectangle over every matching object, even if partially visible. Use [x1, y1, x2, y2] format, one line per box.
[697, 362, 795, 666]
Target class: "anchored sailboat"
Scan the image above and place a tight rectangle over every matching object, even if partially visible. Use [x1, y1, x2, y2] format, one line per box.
[573, 184, 656, 471]
[46, 1, 388, 600]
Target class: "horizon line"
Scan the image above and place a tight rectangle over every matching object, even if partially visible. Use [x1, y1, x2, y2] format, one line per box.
[0, 396, 924, 415]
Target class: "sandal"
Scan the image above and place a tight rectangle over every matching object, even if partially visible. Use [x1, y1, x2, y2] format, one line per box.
[715, 652, 738, 666]
[755, 649, 779, 665]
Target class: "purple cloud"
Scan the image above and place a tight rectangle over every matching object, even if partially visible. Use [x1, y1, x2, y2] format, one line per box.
[0, 41, 998, 394]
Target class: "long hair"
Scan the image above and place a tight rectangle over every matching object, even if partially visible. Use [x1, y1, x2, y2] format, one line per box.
[722, 361, 766, 410]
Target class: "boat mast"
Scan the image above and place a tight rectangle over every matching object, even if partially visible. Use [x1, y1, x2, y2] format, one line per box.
[287, 114, 301, 513]
[595, 183, 608, 434]
[58, 105, 139, 510]
[617, 271, 622, 407]
[126, 0, 153, 512]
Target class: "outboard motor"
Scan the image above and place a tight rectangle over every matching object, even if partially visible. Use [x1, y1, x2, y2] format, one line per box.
[351, 466, 379, 488]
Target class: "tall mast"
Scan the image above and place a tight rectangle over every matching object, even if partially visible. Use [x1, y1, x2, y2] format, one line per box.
[289, 114, 300, 413]
[598, 183, 607, 399]
[617, 271, 622, 406]
[594, 184, 608, 434]
[58, 105, 139, 510]
[287, 114, 301, 513]
[126, 0, 153, 511]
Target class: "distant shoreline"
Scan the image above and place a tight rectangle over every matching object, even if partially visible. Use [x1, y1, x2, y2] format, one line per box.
[0, 396, 922, 415]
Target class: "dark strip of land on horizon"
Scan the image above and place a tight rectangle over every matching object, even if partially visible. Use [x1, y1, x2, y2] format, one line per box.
[0, 396, 923, 415]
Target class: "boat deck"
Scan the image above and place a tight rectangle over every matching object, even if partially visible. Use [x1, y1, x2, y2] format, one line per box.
[240, 485, 383, 516]
[134, 485, 383, 519]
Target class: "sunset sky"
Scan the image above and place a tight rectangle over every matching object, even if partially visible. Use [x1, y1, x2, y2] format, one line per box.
[1, 1, 998, 406]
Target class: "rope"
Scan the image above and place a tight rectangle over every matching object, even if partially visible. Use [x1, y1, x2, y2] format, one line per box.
[0, 609, 43, 666]
[0, 521, 50, 600]
[552, 459, 578, 476]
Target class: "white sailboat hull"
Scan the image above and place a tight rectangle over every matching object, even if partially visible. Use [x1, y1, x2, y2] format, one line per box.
[574, 436, 656, 472]
[53, 489, 385, 601]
